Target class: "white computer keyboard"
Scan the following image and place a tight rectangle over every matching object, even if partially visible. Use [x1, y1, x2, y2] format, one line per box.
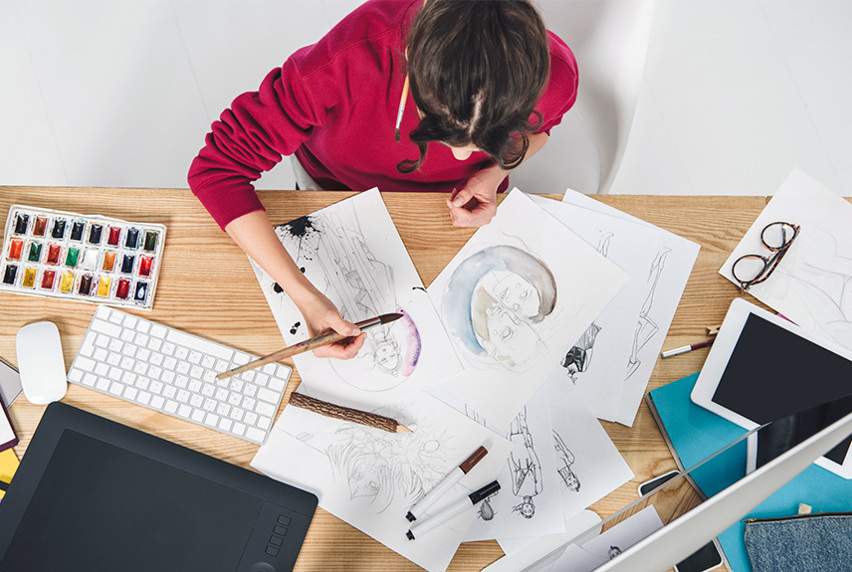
[67, 305, 291, 444]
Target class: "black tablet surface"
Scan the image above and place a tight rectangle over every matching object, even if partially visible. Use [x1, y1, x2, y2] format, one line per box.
[0, 403, 317, 572]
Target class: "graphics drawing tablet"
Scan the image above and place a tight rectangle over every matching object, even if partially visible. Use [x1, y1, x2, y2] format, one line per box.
[691, 298, 852, 478]
[0, 402, 317, 572]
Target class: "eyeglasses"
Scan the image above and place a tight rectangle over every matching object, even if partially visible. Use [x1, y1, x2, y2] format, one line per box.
[731, 221, 800, 293]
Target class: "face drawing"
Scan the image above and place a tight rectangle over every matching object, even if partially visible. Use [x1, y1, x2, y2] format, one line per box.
[479, 270, 541, 318]
[479, 300, 540, 368]
[443, 245, 556, 371]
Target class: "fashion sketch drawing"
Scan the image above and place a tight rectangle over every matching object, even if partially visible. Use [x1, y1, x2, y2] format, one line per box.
[626, 248, 670, 379]
[264, 207, 421, 391]
[508, 407, 544, 519]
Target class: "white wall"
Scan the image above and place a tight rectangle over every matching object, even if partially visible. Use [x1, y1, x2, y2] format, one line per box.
[2, 0, 851, 196]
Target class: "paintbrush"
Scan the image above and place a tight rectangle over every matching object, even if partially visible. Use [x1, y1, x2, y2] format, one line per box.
[216, 312, 403, 380]
[288, 392, 412, 433]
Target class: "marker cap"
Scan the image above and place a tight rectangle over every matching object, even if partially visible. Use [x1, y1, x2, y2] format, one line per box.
[469, 480, 500, 504]
[460, 446, 488, 474]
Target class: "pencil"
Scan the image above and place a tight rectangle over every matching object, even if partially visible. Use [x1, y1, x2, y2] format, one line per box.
[288, 392, 412, 434]
[216, 313, 403, 380]
[660, 339, 715, 359]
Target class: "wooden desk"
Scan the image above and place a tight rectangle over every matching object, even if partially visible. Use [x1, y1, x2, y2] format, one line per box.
[0, 187, 766, 571]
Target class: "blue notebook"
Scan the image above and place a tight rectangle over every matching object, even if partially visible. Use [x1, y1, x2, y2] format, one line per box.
[646, 373, 852, 571]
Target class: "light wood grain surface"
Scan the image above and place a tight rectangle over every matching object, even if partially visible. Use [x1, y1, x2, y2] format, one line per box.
[0, 187, 771, 571]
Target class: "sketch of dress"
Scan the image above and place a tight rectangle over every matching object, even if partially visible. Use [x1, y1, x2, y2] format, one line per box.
[269, 209, 422, 391]
[562, 322, 602, 383]
[626, 248, 670, 378]
[507, 407, 543, 519]
[554, 430, 581, 492]
[561, 232, 611, 382]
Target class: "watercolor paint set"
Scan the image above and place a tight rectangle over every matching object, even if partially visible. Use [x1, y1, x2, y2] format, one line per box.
[1, 205, 166, 310]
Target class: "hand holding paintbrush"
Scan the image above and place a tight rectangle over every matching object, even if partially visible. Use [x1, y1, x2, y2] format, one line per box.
[216, 313, 403, 380]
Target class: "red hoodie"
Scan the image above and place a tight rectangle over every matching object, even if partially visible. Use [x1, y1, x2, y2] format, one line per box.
[188, 0, 578, 230]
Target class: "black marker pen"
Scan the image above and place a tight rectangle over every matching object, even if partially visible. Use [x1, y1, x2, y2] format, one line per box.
[406, 480, 500, 540]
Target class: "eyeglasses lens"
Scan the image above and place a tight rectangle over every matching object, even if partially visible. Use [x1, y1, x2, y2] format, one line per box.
[733, 255, 767, 284]
[762, 222, 796, 249]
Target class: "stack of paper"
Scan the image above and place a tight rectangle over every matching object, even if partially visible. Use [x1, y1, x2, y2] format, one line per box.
[250, 188, 692, 570]
[529, 190, 701, 426]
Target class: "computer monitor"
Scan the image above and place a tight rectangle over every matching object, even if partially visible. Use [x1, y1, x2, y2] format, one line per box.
[485, 404, 852, 572]
[0, 403, 318, 572]
[594, 406, 852, 572]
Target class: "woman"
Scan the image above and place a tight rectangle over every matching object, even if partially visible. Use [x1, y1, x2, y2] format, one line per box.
[188, 0, 578, 359]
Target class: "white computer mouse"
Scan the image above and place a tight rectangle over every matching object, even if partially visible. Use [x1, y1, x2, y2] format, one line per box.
[16, 321, 67, 405]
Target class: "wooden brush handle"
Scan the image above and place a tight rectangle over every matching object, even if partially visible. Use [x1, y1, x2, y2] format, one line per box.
[217, 329, 346, 380]
[288, 392, 403, 433]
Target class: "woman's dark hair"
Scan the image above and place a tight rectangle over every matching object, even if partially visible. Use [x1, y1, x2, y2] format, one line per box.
[399, 0, 550, 174]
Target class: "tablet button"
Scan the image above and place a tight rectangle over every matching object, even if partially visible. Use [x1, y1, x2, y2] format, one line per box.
[269, 535, 283, 546]
[277, 515, 291, 526]
[273, 525, 288, 536]
[265, 547, 280, 557]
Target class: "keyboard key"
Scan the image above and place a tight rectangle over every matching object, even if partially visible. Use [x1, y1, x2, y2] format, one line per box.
[91, 318, 122, 337]
[257, 387, 280, 404]
[75, 356, 96, 372]
[255, 402, 276, 418]
[246, 427, 265, 443]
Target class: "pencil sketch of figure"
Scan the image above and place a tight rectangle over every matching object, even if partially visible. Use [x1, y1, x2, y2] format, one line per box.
[507, 407, 543, 519]
[597, 231, 614, 258]
[780, 227, 852, 349]
[326, 426, 449, 513]
[562, 322, 602, 383]
[554, 430, 581, 492]
[268, 209, 421, 390]
[442, 244, 557, 372]
[626, 248, 670, 378]
[560, 232, 611, 381]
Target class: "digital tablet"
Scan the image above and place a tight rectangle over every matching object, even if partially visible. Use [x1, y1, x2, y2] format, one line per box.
[691, 298, 852, 478]
[0, 402, 318, 572]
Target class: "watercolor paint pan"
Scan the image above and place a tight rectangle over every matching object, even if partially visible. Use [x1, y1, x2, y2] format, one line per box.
[1, 204, 166, 310]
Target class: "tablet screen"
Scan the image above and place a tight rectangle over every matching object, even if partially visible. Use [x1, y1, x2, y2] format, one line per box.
[0, 430, 262, 572]
[712, 314, 852, 464]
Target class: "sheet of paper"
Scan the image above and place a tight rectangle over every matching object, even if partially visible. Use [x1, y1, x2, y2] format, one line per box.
[428, 189, 627, 428]
[549, 190, 700, 425]
[544, 506, 665, 571]
[251, 391, 511, 572]
[464, 383, 564, 542]
[0, 357, 23, 406]
[720, 168, 852, 351]
[495, 370, 633, 554]
[251, 188, 462, 409]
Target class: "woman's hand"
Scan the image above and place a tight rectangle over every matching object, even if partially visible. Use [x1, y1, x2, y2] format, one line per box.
[446, 165, 506, 227]
[298, 291, 366, 359]
[223, 211, 365, 360]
